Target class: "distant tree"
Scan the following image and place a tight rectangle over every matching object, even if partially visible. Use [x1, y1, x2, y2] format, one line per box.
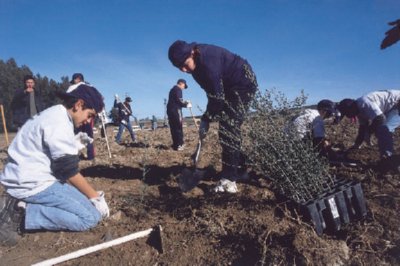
[0, 57, 69, 132]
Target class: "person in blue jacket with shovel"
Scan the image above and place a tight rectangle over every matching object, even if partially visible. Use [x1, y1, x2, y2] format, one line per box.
[168, 40, 258, 193]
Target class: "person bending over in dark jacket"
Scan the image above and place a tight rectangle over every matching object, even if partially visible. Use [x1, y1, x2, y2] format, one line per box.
[168, 40, 258, 193]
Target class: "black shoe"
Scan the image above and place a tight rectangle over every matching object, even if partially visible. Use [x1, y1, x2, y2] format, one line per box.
[0, 194, 24, 246]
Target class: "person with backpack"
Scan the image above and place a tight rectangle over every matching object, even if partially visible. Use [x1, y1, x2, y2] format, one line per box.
[114, 95, 136, 145]
[0, 84, 109, 246]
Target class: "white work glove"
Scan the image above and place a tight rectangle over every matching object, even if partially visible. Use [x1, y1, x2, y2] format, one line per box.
[74, 132, 94, 151]
[199, 119, 209, 140]
[186, 100, 192, 108]
[90, 191, 110, 219]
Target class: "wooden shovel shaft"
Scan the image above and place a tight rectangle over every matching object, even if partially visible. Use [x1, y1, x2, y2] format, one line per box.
[188, 107, 199, 130]
[193, 139, 202, 166]
[0, 105, 9, 145]
[99, 112, 112, 158]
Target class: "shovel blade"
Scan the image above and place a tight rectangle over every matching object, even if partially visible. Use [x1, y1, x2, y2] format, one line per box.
[178, 168, 205, 192]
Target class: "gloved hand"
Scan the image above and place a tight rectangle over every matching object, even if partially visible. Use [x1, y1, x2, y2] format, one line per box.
[114, 94, 120, 103]
[199, 119, 209, 140]
[74, 132, 94, 151]
[90, 191, 110, 219]
[186, 100, 192, 108]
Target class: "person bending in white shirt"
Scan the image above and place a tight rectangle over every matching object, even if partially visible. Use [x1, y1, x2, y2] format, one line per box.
[0, 84, 110, 246]
[288, 100, 338, 156]
[337, 90, 400, 161]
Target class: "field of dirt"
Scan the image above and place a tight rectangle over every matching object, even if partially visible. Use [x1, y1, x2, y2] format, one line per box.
[0, 120, 399, 265]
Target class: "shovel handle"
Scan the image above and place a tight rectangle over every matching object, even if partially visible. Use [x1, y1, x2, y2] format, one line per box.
[188, 107, 199, 130]
[193, 139, 202, 166]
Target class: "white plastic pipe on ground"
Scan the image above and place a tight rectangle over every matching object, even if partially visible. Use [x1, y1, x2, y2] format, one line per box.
[31, 227, 155, 266]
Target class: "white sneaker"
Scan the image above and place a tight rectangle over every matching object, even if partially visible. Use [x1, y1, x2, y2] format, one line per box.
[177, 145, 185, 151]
[213, 178, 238, 193]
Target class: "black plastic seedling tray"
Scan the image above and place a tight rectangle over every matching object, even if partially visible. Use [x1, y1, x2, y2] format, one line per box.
[296, 178, 367, 235]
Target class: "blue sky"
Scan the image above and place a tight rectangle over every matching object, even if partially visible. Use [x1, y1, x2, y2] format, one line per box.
[1, 0, 399, 118]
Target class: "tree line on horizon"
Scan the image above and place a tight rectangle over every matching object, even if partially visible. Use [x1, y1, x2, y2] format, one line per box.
[0, 58, 70, 132]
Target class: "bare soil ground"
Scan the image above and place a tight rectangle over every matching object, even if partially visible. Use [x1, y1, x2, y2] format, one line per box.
[0, 120, 399, 266]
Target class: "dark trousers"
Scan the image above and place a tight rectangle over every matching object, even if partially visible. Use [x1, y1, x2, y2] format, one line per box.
[219, 90, 255, 181]
[167, 109, 183, 149]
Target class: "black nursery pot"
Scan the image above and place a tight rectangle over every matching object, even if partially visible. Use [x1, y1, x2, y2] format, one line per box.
[297, 178, 367, 236]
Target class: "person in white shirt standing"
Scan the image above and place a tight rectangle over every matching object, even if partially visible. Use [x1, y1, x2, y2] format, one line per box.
[0, 84, 110, 246]
[337, 90, 400, 166]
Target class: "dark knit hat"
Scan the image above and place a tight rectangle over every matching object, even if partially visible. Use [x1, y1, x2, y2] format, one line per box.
[168, 40, 197, 68]
[58, 84, 104, 113]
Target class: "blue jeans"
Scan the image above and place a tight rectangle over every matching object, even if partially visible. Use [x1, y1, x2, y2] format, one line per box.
[375, 109, 400, 157]
[115, 120, 136, 143]
[23, 182, 101, 231]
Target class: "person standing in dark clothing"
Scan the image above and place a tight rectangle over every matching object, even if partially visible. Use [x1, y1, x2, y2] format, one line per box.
[168, 40, 258, 193]
[167, 79, 191, 151]
[115, 96, 136, 145]
[11, 75, 43, 129]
